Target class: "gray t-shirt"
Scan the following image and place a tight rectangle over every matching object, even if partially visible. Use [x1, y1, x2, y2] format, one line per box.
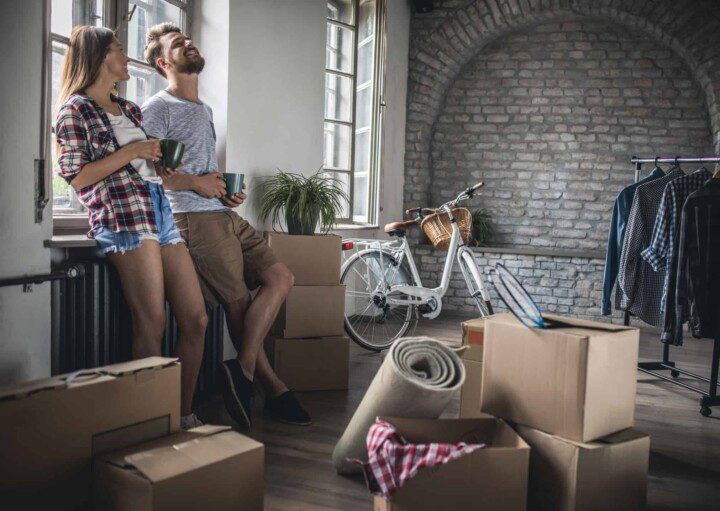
[142, 90, 227, 213]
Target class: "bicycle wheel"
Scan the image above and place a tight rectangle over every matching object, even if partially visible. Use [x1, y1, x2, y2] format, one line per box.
[341, 250, 417, 351]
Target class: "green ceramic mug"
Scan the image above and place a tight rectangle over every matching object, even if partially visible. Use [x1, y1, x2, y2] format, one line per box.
[221, 173, 245, 198]
[160, 139, 185, 169]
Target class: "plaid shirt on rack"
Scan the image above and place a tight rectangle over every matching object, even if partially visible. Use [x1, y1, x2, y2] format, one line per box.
[640, 168, 711, 315]
[54, 93, 157, 238]
[356, 420, 484, 498]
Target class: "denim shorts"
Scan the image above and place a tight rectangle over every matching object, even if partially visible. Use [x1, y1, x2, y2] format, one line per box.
[95, 182, 184, 256]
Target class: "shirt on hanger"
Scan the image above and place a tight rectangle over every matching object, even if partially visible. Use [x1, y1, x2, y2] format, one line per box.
[616, 168, 684, 326]
[601, 167, 664, 316]
[670, 178, 720, 345]
[641, 168, 712, 331]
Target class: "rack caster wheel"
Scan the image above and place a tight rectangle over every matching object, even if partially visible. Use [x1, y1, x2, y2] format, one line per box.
[700, 407, 712, 417]
[670, 370, 680, 378]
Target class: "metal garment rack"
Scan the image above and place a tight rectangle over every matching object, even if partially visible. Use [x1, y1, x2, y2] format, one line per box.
[625, 156, 720, 417]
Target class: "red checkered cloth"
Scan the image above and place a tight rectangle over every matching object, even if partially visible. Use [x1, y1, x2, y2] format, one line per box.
[356, 420, 484, 498]
[54, 93, 157, 238]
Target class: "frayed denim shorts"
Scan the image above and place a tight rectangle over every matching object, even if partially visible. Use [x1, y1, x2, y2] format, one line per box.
[95, 182, 184, 256]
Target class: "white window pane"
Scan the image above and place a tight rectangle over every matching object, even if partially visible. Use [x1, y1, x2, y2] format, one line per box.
[358, 0, 376, 39]
[126, 61, 167, 106]
[326, 23, 354, 74]
[51, 41, 85, 212]
[354, 129, 371, 174]
[324, 122, 352, 170]
[325, 73, 353, 122]
[356, 84, 373, 129]
[127, 0, 183, 62]
[327, 0, 354, 25]
[323, 172, 351, 219]
[51, 0, 73, 37]
[353, 174, 368, 222]
[357, 36, 375, 85]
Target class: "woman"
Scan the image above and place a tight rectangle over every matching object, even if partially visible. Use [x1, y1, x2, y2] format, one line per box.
[54, 26, 206, 429]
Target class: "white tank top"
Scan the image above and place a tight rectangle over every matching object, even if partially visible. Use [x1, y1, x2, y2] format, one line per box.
[106, 111, 162, 184]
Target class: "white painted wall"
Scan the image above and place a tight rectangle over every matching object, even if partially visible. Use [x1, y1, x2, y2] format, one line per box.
[192, 0, 229, 171]
[225, 0, 327, 229]
[0, 1, 52, 384]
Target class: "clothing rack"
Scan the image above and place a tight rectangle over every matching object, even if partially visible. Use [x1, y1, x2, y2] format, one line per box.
[626, 155, 720, 417]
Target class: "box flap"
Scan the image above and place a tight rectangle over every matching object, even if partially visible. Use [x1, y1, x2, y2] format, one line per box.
[0, 375, 68, 400]
[489, 313, 633, 337]
[106, 430, 262, 483]
[532, 427, 648, 450]
[99, 357, 179, 376]
[378, 416, 528, 449]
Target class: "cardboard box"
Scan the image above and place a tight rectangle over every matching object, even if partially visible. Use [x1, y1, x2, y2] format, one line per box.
[461, 316, 487, 363]
[373, 416, 529, 511]
[515, 424, 649, 511]
[272, 285, 345, 338]
[459, 317, 486, 418]
[481, 313, 639, 442]
[266, 232, 341, 285]
[266, 336, 349, 391]
[0, 357, 180, 510]
[93, 425, 264, 511]
[459, 359, 483, 418]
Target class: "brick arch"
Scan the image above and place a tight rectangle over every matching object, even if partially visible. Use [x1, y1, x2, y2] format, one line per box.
[404, 0, 720, 212]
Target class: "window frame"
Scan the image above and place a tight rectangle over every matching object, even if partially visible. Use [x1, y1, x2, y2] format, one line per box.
[45, 0, 192, 231]
[324, 0, 386, 227]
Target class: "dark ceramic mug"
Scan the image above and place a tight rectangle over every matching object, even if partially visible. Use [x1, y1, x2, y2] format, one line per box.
[221, 173, 245, 198]
[160, 139, 185, 169]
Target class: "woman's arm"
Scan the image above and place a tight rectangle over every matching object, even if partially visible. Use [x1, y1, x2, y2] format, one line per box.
[69, 139, 161, 191]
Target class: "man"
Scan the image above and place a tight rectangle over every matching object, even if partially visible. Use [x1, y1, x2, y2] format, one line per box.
[142, 23, 310, 426]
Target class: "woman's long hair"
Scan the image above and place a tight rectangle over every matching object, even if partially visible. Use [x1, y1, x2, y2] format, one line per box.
[56, 25, 116, 111]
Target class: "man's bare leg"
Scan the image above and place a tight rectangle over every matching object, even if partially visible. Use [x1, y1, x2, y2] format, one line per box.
[226, 262, 294, 377]
[224, 294, 287, 396]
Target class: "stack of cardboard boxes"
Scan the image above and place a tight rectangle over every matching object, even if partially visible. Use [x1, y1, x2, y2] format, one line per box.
[0, 357, 264, 510]
[265, 233, 350, 391]
[460, 313, 650, 511]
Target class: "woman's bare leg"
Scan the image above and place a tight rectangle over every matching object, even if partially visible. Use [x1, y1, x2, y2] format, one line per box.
[161, 242, 208, 415]
[106, 240, 166, 362]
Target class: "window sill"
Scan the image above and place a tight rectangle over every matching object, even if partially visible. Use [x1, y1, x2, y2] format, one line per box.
[45, 234, 94, 248]
[333, 223, 379, 231]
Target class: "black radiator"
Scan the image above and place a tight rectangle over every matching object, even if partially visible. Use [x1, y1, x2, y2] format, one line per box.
[51, 261, 224, 404]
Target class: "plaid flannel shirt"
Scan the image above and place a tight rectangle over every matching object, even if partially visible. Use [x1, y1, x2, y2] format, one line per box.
[640, 168, 711, 313]
[356, 420, 484, 498]
[54, 93, 157, 238]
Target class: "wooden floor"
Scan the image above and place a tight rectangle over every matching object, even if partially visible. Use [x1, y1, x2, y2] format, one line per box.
[197, 314, 720, 511]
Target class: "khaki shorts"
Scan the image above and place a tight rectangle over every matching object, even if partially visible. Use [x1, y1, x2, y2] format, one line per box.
[174, 211, 278, 308]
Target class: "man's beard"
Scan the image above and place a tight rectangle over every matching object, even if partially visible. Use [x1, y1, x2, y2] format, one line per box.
[174, 55, 205, 75]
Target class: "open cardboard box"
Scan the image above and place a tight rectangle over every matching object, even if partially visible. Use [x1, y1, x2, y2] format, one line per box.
[481, 313, 639, 442]
[373, 415, 529, 511]
[0, 357, 180, 510]
[94, 425, 264, 510]
[266, 232, 342, 286]
[515, 424, 649, 511]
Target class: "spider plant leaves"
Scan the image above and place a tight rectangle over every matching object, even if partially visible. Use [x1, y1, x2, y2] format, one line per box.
[259, 169, 348, 234]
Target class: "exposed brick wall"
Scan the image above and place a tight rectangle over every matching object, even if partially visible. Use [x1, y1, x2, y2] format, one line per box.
[404, 0, 720, 319]
[431, 19, 713, 251]
[413, 245, 613, 322]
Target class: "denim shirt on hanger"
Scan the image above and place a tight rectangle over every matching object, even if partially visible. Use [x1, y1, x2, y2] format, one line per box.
[601, 167, 664, 316]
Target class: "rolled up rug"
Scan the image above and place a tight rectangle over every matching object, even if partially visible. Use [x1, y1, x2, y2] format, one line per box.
[332, 336, 465, 474]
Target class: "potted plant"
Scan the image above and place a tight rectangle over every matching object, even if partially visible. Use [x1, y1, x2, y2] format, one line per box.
[259, 170, 348, 235]
[471, 209, 495, 247]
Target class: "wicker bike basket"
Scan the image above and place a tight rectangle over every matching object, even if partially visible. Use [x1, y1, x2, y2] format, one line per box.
[420, 207, 472, 251]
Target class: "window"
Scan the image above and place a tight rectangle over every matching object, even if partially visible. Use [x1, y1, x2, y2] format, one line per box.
[324, 0, 385, 225]
[48, 0, 190, 222]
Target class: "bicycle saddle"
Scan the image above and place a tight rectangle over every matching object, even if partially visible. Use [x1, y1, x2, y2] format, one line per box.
[384, 219, 419, 235]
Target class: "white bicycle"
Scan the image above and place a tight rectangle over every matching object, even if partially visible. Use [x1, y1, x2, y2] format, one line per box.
[341, 182, 493, 351]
